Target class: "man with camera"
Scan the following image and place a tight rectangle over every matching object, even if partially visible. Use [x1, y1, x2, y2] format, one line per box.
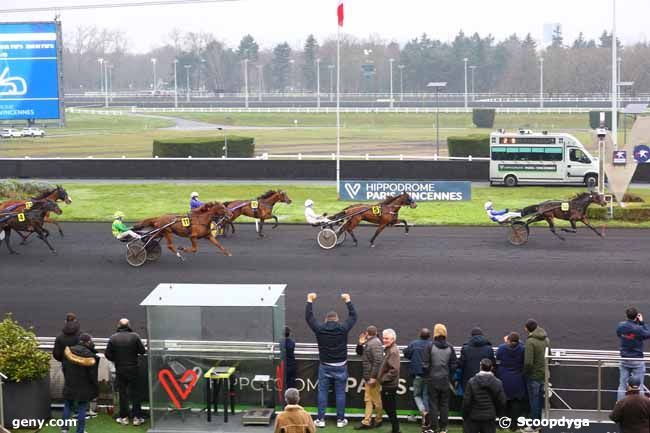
[616, 307, 650, 401]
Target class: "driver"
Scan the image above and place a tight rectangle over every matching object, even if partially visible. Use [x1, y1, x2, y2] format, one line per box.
[112, 211, 142, 240]
[484, 201, 522, 223]
[304, 199, 331, 225]
[190, 191, 204, 210]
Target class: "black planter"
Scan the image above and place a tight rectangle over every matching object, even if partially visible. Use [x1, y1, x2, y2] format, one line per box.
[2, 376, 51, 428]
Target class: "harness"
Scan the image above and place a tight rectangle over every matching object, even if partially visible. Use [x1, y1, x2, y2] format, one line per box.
[227, 199, 273, 218]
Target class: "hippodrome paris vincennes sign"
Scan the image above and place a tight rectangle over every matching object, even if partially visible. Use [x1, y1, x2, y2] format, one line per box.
[339, 180, 471, 201]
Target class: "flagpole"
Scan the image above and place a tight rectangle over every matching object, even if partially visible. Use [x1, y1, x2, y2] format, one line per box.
[336, 24, 341, 198]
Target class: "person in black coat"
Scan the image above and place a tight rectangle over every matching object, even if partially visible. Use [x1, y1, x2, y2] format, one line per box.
[62, 334, 98, 433]
[53, 313, 81, 364]
[495, 332, 526, 429]
[284, 327, 297, 390]
[459, 328, 496, 393]
[463, 359, 507, 433]
[105, 318, 146, 426]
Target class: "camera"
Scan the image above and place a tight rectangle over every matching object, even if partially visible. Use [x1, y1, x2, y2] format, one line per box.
[596, 128, 607, 139]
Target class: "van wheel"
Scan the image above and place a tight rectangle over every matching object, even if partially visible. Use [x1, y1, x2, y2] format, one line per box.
[504, 175, 518, 187]
[584, 174, 598, 189]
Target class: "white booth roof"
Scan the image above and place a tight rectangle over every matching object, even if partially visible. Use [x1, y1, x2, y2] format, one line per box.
[140, 284, 286, 307]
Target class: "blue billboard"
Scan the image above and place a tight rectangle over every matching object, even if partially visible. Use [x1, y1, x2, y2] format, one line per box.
[0, 22, 61, 120]
[339, 180, 472, 201]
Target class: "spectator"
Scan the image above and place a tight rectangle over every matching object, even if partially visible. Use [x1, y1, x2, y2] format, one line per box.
[610, 376, 650, 433]
[354, 326, 384, 430]
[284, 327, 297, 389]
[53, 313, 81, 364]
[495, 332, 526, 430]
[459, 327, 495, 393]
[423, 323, 457, 433]
[523, 319, 550, 426]
[61, 334, 99, 433]
[305, 292, 357, 428]
[274, 388, 316, 433]
[379, 329, 401, 433]
[462, 359, 507, 433]
[403, 328, 431, 427]
[105, 318, 146, 426]
[617, 307, 650, 401]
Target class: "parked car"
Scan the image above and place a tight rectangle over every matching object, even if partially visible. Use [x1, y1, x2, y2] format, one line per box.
[1, 128, 22, 138]
[20, 127, 45, 137]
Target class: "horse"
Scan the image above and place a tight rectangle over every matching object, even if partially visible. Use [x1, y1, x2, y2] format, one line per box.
[521, 191, 608, 241]
[332, 192, 417, 247]
[0, 200, 62, 255]
[133, 202, 233, 260]
[0, 185, 71, 243]
[223, 190, 292, 238]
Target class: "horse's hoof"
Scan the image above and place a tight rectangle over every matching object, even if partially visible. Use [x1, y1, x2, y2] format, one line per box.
[51, 250, 58, 255]
[225, 252, 233, 257]
[370, 243, 375, 248]
[353, 242, 358, 247]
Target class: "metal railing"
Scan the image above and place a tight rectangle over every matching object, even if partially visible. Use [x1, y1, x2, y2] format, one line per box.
[0, 371, 9, 433]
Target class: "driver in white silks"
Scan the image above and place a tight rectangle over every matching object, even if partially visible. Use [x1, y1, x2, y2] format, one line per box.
[484, 201, 522, 223]
[304, 199, 331, 225]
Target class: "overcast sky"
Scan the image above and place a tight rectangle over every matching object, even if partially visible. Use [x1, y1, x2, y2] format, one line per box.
[3, 0, 649, 53]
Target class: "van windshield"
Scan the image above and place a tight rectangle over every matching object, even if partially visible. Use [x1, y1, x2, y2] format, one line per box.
[569, 148, 591, 164]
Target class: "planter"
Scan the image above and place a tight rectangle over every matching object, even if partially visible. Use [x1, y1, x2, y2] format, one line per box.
[2, 376, 50, 427]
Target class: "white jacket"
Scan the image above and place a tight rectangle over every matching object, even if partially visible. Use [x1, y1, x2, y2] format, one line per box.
[305, 207, 329, 225]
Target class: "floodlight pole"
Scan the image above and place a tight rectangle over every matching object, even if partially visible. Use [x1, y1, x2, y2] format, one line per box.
[244, 58, 249, 109]
[539, 57, 544, 109]
[463, 58, 468, 109]
[389, 58, 394, 109]
[173, 59, 178, 108]
[398, 64, 405, 102]
[184, 64, 191, 103]
[316, 58, 321, 108]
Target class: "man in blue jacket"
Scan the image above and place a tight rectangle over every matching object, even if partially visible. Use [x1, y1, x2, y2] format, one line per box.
[403, 328, 431, 426]
[616, 307, 650, 400]
[306, 292, 357, 428]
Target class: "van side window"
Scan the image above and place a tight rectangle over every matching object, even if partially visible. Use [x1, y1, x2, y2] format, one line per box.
[570, 148, 590, 164]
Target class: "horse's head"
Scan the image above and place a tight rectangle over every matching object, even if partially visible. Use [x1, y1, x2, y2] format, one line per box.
[56, 185, 72, 204]
[35, 199, 62, 215]
[278, 190, 292, 205]
[589, 191, 608, 206]
[400, 193, 417, 208]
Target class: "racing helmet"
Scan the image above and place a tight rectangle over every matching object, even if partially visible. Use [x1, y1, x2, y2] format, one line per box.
[304, 199, 314, 207]
[113, 211, 125, 219]
[191, 191, 199, 198]
[483, 201, 493, 210]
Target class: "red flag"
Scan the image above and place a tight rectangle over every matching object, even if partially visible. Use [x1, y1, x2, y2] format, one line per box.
[337, 0, 344, 27]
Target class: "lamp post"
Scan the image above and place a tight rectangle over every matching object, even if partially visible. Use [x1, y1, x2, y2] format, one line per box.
[243, 58, 249, 108]
[539, 57, 544, 108]
[289, 59, 295, 92]
[612, 0, 618, 148]
[316, 58, 321, 108]
[257, 64, 263, 102]
[389, 58, 395, 109]
[184, 64, 191, 103]
[198, 58, 206, 93]
[463, 58, 468, 109]
[97, 57, 103, 92]
[98, 58, 108, 107]
[328, 64, 335, 103]
[107, 63, 113, 102]
[173, 59, 178, 108]
[151, 57, 157, 91]
[427, 81, 447, 156]
[217, 127, 227, 158]
[398, 64, 405, 102]
[469, 65, 477, 102]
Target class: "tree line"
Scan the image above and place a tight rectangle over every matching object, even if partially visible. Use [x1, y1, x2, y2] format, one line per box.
[62, 26, 650, 95]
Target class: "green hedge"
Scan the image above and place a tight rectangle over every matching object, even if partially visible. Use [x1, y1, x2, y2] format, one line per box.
[588, 111, 621, 130]
[447, 134, 490, 157]
[472, 109, 496, 128]
[152, 136, 255, 158]
[588, 205, 650, 222]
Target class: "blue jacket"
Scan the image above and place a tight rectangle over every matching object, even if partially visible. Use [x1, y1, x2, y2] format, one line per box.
[305, 302, 357, 364]
[617, 319, 650, 359]
[459, 335, 495, 389]
[190, 197, 204, 210]
[403, 338, 431, 376]
[495, 342, 526, 400]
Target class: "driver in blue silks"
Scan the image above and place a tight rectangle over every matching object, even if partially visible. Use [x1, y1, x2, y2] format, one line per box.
[190, 192, 204, 210]
[484, 201, 521, 223]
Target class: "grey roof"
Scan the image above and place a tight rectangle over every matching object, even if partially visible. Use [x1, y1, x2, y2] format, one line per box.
[140, 284, 286, 307]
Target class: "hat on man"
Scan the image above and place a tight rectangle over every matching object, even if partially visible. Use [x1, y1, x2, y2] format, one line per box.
[471, 327, 483, 336]
[628, 376, 642, 390]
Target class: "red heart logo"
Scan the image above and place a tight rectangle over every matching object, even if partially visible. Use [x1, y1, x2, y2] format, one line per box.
[158, 368, 199, 409]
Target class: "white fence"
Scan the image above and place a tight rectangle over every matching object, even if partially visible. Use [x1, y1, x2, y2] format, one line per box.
[1, 154, 491, 161]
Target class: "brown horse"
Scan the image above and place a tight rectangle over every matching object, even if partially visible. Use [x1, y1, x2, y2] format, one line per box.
[0, 185, 71, 243]
[0, 200, 62, 255]
[223, 190, 292, 238]
[133, 202, 233, 260]
[332, 192, 417, 247]
[521, 191, 607, 241]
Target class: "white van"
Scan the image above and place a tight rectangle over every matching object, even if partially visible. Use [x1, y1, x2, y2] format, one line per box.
[489, 130, 599, 187]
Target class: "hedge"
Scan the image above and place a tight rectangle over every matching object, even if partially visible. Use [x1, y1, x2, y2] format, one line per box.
[447, 134, 490, 157]
[588, 205, 650, 222]
[588, 111, 621, 130]
[152, 136, 255, 158]
[472, 108, 496, 128]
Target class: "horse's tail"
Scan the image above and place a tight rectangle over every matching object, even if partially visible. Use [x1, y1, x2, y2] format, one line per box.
[521, 204, 539, 217]
[133, 217, 158, 231]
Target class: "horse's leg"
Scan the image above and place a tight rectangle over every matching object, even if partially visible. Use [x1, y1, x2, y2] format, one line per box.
[344, 218, 360, 247]
[34, 225, 57, 254]
[4, 229, 18, 255]
[561, 220, 578, 233]
[182, 237, 199, 253]
[271, 215, 279, 229]
[369, 223, 388, 248]
[47, 216, 64, 237]
[257, 218, 265, 238]
[397, 218, 409, 234]
[163, 231, 184, 261]
[208, 234, 232, 256]
[545, 216, 565, 241]
[18, 230, 31, 245]
[581, 217, 604, 238]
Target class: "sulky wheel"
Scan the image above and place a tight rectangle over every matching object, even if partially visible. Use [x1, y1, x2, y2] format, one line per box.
[317, 228, 338, 250]
[508, 222, 530, 246]
[126, 240, 147, 267]
[145, 240, 162, 262]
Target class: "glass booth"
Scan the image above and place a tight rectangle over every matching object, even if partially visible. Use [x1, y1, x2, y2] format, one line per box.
[141, 284, 286, 433]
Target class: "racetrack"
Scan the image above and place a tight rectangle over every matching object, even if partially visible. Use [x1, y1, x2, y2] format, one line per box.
[1, 223, 646, 350]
